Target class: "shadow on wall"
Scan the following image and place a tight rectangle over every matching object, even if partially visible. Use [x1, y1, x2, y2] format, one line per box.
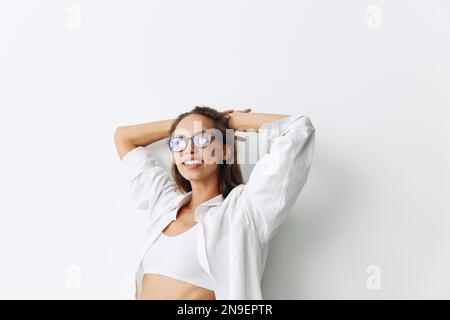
[261, 143, 359, 299]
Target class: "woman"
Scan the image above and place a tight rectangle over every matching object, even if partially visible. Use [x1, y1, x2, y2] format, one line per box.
[114, 106, 315, 300]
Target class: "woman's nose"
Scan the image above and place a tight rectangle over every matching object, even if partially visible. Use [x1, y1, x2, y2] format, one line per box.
[184, 138, 194, 154]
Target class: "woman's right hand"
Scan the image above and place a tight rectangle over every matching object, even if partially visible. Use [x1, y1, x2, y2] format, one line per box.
[222, 107, 252, 129]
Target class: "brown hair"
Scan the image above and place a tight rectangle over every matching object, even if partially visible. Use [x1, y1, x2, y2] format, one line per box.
[168, 105, 244, 199]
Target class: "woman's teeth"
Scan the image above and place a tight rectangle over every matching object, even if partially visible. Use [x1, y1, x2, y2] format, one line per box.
[184, 160, 202, 165]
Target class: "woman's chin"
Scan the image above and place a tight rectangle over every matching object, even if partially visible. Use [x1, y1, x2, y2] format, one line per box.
[181, 171, 203, 181]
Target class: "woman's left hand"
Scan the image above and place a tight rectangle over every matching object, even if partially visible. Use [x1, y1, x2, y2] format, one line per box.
[222, 108, 252, 127]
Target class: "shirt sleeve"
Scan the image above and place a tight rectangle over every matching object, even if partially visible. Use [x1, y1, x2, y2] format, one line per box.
[238, 114, 316, 242]
[120, 146, 178, 213]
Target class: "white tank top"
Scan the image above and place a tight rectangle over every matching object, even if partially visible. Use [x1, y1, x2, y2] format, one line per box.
[140, 223, 213, 291]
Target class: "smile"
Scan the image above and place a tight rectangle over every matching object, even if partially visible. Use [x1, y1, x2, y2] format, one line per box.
[182, 159, 204, 169]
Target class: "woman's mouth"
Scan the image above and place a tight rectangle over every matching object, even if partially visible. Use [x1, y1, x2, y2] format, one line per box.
[182, 159, 204, 169]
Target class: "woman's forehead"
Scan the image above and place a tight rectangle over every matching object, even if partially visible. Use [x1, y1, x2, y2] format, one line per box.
[174, 114, 214, 135]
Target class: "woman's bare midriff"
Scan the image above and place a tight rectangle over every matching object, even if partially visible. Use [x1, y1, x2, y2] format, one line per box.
[139, 274, 216, 300]
[138, 205, 216, 300]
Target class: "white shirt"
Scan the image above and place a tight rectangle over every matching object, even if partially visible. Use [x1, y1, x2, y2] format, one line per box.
[120, 113, 315, 299]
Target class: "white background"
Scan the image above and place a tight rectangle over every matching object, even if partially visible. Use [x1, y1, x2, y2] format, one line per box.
[1, 0, 449, 299]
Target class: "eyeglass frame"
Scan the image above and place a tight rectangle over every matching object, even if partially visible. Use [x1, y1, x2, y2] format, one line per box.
[166, 130, 218, 152]
[166, 128, 247, 153]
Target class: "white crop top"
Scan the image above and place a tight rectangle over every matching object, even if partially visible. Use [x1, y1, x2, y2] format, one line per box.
[140, 223, 214, 291]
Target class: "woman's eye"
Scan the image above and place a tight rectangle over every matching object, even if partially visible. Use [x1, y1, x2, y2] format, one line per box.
[198, 135, 210, 145]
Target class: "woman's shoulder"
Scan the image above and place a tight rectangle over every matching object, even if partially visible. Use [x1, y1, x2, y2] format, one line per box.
[227, 184, 246, 198]
[219, 184, 246, 208]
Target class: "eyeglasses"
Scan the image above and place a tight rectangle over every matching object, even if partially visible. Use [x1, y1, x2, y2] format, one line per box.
[167, 131, 216, 152]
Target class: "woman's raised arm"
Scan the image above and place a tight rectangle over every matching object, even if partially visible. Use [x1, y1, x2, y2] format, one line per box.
[227, 111, 289, 132]
[114, 119, 175, 160]
[230, 111, 316, 242]
[113, 118, 179, 213]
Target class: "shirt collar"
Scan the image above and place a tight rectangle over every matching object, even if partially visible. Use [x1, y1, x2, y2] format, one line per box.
[174, 191, 223, 213]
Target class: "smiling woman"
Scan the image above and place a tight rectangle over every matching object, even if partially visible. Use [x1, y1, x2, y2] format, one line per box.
[114, 105, 315, 299]
[167, 107, 246, 200]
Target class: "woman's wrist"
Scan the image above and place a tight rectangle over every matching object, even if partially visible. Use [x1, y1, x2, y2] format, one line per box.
[228, 112, 251, 131]
[229, 112, 288, 132]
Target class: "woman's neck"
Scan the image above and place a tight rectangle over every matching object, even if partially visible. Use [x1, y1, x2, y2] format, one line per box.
[188, 181, 220, 210]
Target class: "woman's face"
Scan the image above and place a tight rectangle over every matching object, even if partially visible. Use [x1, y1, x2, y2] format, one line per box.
[171, 114, 227, 183]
